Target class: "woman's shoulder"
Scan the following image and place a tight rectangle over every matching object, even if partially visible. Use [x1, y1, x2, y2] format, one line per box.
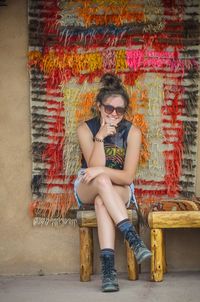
[78, 117, 95, 127]
[128, 122, 142, 140]
[77, 120, 93, 141]
[77, 116, 100, 135]
[85, 116, 99, 127]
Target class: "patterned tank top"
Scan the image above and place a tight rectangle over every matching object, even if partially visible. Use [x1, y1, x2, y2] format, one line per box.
[81, 117, 132, 170]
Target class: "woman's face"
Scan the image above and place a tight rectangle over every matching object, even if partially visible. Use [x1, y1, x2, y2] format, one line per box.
[98, 95, 126, 125]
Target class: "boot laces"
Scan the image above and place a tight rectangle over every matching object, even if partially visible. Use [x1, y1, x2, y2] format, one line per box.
[102, 256, 114, 279]
[126, 229, 144, 252]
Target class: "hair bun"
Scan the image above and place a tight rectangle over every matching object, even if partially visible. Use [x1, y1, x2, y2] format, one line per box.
[100, 73, 122, 89]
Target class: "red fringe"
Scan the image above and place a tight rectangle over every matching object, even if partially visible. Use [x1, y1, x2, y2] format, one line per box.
[135, 188, 168, 195]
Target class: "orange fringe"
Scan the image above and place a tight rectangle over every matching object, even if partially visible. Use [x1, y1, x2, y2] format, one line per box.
[131, 113, 150, 166]
[75, 92, 95, 124]
[77, 1, 144, 26]
[29, 192, 77, 219]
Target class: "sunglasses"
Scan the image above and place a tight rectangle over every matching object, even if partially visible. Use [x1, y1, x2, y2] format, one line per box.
[101, 103, 126, 116]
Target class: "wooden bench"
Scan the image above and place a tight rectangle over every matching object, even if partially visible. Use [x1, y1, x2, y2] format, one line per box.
[147, 199, 200, 281]
[76, 208, 139, 281]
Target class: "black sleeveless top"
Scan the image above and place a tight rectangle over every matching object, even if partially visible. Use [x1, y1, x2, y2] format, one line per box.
[81, 117, 132, 170]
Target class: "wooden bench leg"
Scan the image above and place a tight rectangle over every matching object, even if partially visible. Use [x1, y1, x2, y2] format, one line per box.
[151, 228, 164, 282]
[79, 227, 93, 281]
[125, 240, 138, 280]
[162, 230, 167, 274]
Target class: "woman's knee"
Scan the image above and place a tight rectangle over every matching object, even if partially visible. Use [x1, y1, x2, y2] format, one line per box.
[93, 173, 112, 189]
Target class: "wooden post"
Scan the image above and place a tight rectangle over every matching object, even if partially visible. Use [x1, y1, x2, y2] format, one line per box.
[79, 227, 93, 281]
[125, 240, 138, 280]
[89, 228, 93, 275]
[162, 231, 167, 273]
[151, 228, 164, 282]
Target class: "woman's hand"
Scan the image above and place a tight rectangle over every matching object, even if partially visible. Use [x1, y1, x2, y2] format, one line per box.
[96, 118, 117, 139]
[80, 167, 104, 184]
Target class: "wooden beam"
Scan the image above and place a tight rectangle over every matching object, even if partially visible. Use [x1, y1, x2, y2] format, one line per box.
[148, 211, 200, 229]
[77, 209, 138, 227]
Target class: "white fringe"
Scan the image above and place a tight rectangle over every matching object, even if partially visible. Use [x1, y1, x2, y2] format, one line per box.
[33, 217, 77, 227]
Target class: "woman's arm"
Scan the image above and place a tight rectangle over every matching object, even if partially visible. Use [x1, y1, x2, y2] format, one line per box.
[77, 122, 106, 167]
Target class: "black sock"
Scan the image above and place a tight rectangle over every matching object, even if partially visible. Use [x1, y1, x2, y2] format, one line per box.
[100, 248, 114, 257]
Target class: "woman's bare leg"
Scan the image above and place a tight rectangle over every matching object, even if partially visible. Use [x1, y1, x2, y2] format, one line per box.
[77, 173, 129, 224]
[94, 195, 116, 249]
[94, 183, 130, 249]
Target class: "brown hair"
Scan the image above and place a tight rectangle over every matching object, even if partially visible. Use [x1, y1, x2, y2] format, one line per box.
[96, 73, 130, 108]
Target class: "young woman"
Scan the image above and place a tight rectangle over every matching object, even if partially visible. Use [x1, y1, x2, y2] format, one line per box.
[74, 73, 151, 292]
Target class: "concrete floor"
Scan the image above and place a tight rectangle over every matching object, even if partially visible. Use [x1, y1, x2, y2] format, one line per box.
[0, 272, 200, 302]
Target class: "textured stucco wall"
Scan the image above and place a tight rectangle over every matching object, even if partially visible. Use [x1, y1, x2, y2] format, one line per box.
[0, 0, 200, 276]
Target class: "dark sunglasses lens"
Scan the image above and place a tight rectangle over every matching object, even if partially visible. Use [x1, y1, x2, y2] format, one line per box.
[104, 105, 114, 114]
[116, 107, 126, 115]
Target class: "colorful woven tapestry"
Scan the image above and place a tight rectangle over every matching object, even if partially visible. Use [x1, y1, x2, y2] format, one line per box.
[28, 0, 200, 225]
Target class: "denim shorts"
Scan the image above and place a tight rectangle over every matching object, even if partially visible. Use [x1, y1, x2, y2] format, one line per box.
[74, 169, 138, 209]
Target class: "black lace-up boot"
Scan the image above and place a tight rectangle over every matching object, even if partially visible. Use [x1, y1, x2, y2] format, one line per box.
[125, 226, 152, 264]
[100, 254, 119, 292]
